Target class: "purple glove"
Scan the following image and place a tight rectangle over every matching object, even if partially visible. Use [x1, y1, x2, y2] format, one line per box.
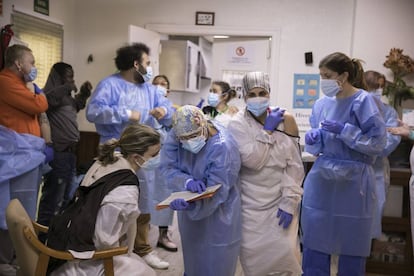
[33, 83, 43, 94]
[263, 107, 285, 131]
[277, 208, 293, 229]
[169, 199, 194, 211]
[321, 120, 344, 134]
[185, 179, 206, 194]
[44, 145, 54, 163]
[305, 129, 321, 145]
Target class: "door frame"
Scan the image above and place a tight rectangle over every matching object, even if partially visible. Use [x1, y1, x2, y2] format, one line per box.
[145, 24, 281, 104]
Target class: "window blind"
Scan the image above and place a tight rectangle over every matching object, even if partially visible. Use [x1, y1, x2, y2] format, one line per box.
[11, 11, 63, 87]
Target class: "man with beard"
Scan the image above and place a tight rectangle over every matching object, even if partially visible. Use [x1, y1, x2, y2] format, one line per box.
[86, 43, 173, 270]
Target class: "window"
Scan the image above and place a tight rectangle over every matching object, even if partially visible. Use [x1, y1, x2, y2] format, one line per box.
[11, 11, 63, 87]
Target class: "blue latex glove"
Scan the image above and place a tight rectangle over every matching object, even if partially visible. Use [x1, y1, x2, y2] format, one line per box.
[277, 208, 293, 229]
[263, 107, 285, 131]
[321, 120, 344, 134]
[185, 179, 206, 194]
[169, 199, 194, 211]
[33, 83, 43, 94]
[44, 145, 54, 163]
[305, 129, 320, 145]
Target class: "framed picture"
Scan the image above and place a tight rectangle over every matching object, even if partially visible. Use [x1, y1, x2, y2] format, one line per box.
[195, 12, 215, 26]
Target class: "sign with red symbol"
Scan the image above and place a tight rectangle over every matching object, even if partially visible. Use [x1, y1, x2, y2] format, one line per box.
[227, 44, 253, 65]
[235, 47, 245, 56]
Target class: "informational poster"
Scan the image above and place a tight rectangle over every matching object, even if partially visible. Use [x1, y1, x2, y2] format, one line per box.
[222, 70, 248, 110]
[222, 70, 248, 97]
[293, 74, 320, 109]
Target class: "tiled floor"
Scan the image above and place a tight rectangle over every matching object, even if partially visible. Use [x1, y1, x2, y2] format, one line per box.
[148, 214, 388, 276]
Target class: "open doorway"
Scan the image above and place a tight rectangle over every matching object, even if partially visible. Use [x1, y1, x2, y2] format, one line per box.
[144, 24, 280, 107]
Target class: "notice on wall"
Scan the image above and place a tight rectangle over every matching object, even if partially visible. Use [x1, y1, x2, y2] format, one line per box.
[402, 108, 414, 127]
[293, 74, 320, 109]
[226, 45, 254, 65]
[222, 70, 248, 97]
[294, 109, 312, 133]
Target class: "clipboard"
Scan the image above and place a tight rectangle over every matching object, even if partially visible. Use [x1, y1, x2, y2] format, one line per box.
[156, 184, 222, 210]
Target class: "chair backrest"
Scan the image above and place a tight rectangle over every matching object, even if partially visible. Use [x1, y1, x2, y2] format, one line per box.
[6, 199, 39, 276]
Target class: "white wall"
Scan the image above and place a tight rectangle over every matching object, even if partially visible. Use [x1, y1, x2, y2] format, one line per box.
[1, 0, 414, 134]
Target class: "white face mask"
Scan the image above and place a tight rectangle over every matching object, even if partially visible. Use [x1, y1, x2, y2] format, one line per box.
[320, 79, 341, 97]
[374, 88, 383, 96]
[156, 85, 168, 97]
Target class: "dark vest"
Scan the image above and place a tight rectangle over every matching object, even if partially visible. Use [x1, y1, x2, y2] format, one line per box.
[46, 169, 138, 273]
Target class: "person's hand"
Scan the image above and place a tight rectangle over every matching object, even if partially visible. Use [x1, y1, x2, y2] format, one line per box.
[79, 81, 93, 98]
[64, 82, 78, 93]
[276, 208, 293, 229]
[321, 120, 344, 134]
[170, 199, 194, 211]
[185, 179, 206, 194]
[263, 107, 285, 132]
[305, 129, 320, 145]
[44, 145, 54, 163]
[130, 110, 141, 122]
[150, 107, 166, 120]
[33, 83, 43, 94]
[388, 119, 410, 137]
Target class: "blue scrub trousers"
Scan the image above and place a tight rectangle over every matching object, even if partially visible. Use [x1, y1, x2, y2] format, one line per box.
[302, 247, 366, 276]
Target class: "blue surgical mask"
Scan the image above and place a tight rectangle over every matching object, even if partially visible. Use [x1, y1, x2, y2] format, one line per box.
[137, 153, 160, 170]
[181, 136, 206, 154]
[246, 97, 269, 117]
[321, 79, 340, 97]
[24, 67, 37, 82]
[143, 66, 153, 82]
[207, 93, 220, 107]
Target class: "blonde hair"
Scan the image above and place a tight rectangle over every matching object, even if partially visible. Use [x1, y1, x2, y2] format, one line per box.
[97, 124, 160, 166]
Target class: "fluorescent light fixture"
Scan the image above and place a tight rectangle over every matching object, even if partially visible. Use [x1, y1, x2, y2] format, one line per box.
[213, 35, 229, 39]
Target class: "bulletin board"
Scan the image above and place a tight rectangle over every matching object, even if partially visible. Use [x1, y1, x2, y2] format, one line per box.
[293, 74, 320, 109]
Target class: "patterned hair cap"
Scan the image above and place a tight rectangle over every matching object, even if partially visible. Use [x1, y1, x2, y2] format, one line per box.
[242, 71, 270, 95]
[172, 105, 207, 137]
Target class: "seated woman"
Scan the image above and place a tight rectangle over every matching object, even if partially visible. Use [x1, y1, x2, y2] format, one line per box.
[48, 124, 160, 276]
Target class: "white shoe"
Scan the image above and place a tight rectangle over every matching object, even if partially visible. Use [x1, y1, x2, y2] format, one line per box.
[142, 251, 169, 270]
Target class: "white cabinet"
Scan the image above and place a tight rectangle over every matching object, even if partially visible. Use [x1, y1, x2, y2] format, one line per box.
[159, 40, 201, 93]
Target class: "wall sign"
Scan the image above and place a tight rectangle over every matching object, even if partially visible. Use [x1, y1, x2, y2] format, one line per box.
[34, 0, 49, 16]
[195, 12, 215, 26]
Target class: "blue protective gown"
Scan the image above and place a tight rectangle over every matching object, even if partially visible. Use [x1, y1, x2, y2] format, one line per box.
[86, 74, 174, 143]
[371, 99, 400, 238]
[0, 126, 46, 229]
[302, 90, 386, 257]
[86, 74, 174, 213]
[160, 123, 242, 276]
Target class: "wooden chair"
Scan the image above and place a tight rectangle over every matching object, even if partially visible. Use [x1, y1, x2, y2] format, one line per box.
[5, 199, 128, 276]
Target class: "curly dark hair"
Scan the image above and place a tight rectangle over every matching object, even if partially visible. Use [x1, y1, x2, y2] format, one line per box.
[114, 43, 150, 71]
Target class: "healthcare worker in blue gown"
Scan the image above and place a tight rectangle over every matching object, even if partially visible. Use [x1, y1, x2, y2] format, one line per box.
[302, 52, 387, 276]
[364, 70, 401, 239]
[159, 105, 242, 276]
